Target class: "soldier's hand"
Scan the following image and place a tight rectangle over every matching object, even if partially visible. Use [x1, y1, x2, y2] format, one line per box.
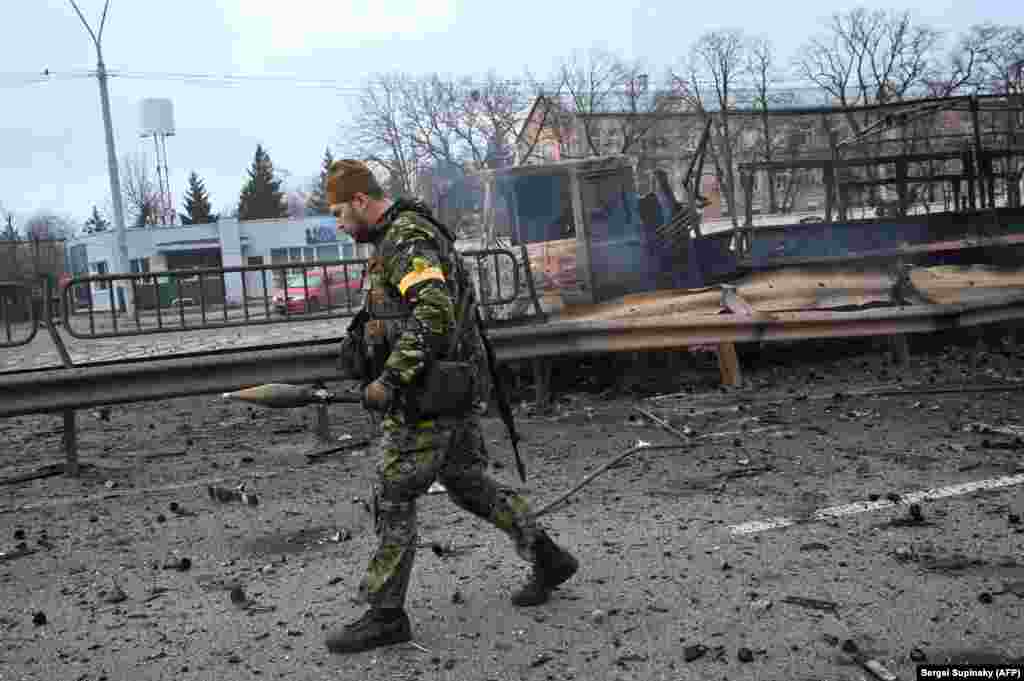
[338, 334, 365, 380]
[362, 379, 393, 412]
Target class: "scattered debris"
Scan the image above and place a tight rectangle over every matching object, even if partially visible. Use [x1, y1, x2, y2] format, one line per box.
[634, 407, 691, 441]
[780, 596, 838, 612]
[100, 580, 128, 604]
[143, 450, 187, 461]
[305, 440, 372, 463]
[840, 639, 898, 681]
[162, 557, 192, 571]
[963, 422, 1024, 438]
[421, 541, 483, 558]
[751, 598, 773, 613]
[0, 463, 70, 486]
[720, 465, 774, 480]
[799, 542, 830, 552]
[921, 553, 986, 572]
[880, 502, 930, 528]
[208, 484, 258, 506]
[229, 586, 247, 606]
[530, 652, 554, 668]
[169, 501, 196, 517]
[317, 529, 351, 545]
[683, 644, 707, 662]
[615, 653, 647, 666]
[0, 543, 35, 562]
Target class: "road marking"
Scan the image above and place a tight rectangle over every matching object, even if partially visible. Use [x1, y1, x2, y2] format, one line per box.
[729, 473, 1024, 536]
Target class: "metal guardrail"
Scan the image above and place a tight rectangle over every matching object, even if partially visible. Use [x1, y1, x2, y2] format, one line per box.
[4, 292, 1024, 418]
[58, 249, 526, 339]
[0, 281, 39, 347]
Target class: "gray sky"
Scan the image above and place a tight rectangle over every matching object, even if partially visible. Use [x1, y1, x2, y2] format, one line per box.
[2, 0, 1019, 226]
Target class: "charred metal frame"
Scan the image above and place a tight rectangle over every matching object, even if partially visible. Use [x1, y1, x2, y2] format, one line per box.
[736, 96, 1024, 260]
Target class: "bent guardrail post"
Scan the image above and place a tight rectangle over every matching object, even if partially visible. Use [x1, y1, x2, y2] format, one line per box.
[42, 276, 79, 476]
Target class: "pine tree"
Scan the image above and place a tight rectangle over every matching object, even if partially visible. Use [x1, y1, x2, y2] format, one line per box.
[237, 145, 288, 220]
[181, 171, 216, 224]
[306, 146, 335, 215]
[84, 205, 110, 234]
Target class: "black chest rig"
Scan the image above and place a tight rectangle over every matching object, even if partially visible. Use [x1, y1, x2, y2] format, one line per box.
[363, 204, 477, 419]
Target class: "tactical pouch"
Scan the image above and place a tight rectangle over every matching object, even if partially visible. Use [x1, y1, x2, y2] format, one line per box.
[408, 360, 476, 418]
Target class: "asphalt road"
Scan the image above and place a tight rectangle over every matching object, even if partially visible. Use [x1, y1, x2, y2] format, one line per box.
[1, 334, 1022, 680]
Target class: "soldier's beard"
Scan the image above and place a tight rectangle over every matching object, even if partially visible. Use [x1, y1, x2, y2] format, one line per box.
[344, 220, 373, 243]
[343, 207, 374, 243]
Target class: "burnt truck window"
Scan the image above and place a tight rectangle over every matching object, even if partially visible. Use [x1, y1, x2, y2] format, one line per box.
[497, 172, 573, 244]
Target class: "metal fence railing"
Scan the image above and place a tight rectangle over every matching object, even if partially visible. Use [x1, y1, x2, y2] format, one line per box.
[56, 249, 533, 340]
[0, 281, 39, 347]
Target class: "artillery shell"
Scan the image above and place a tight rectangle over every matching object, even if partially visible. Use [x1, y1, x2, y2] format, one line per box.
[222, 384, 320, 409]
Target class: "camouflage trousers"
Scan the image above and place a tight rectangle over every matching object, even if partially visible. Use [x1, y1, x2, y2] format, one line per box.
[357, 411, 541, 609]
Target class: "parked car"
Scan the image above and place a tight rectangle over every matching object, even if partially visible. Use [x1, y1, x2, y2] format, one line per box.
[272, 265, 365, 314]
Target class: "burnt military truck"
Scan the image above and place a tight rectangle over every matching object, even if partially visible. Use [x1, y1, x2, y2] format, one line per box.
[476, 155, 659, 318]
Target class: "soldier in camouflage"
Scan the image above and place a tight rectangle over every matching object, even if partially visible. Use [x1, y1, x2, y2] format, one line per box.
[324, 160, 578, 654]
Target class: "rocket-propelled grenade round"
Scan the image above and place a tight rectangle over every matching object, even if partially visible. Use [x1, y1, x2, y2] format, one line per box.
[222, 383, 333, 409]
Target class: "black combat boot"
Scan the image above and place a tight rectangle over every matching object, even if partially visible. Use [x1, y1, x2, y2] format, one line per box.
[511, 532, 579, 607]
[324, 608, 412, 654]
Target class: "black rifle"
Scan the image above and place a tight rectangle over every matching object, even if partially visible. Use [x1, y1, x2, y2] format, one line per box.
[339, 308, 376, 384]
[475, 306, 526, 483]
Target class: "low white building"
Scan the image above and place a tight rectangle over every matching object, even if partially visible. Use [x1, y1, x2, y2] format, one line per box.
[66, 215, 372, 309]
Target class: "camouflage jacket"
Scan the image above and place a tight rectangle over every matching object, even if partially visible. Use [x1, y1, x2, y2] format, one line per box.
[362, 201, 490, 412]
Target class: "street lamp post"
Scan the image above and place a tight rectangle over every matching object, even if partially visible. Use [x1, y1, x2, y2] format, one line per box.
[69, 0, 132, 313]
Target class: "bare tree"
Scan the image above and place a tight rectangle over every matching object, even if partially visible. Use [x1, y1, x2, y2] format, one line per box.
[24, 212, 75, 240]
[677, 29, 751, 227]
[119, 153, 159, 227]
[455, 71, 530, 169]
[795, 9, 943, 134]
[341, 71, 533, 230]
[340, 73, 420, 196]
[954, 24, 1024, 95]
[558, 48, 631, 157]
[749, 37, 784, 213]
